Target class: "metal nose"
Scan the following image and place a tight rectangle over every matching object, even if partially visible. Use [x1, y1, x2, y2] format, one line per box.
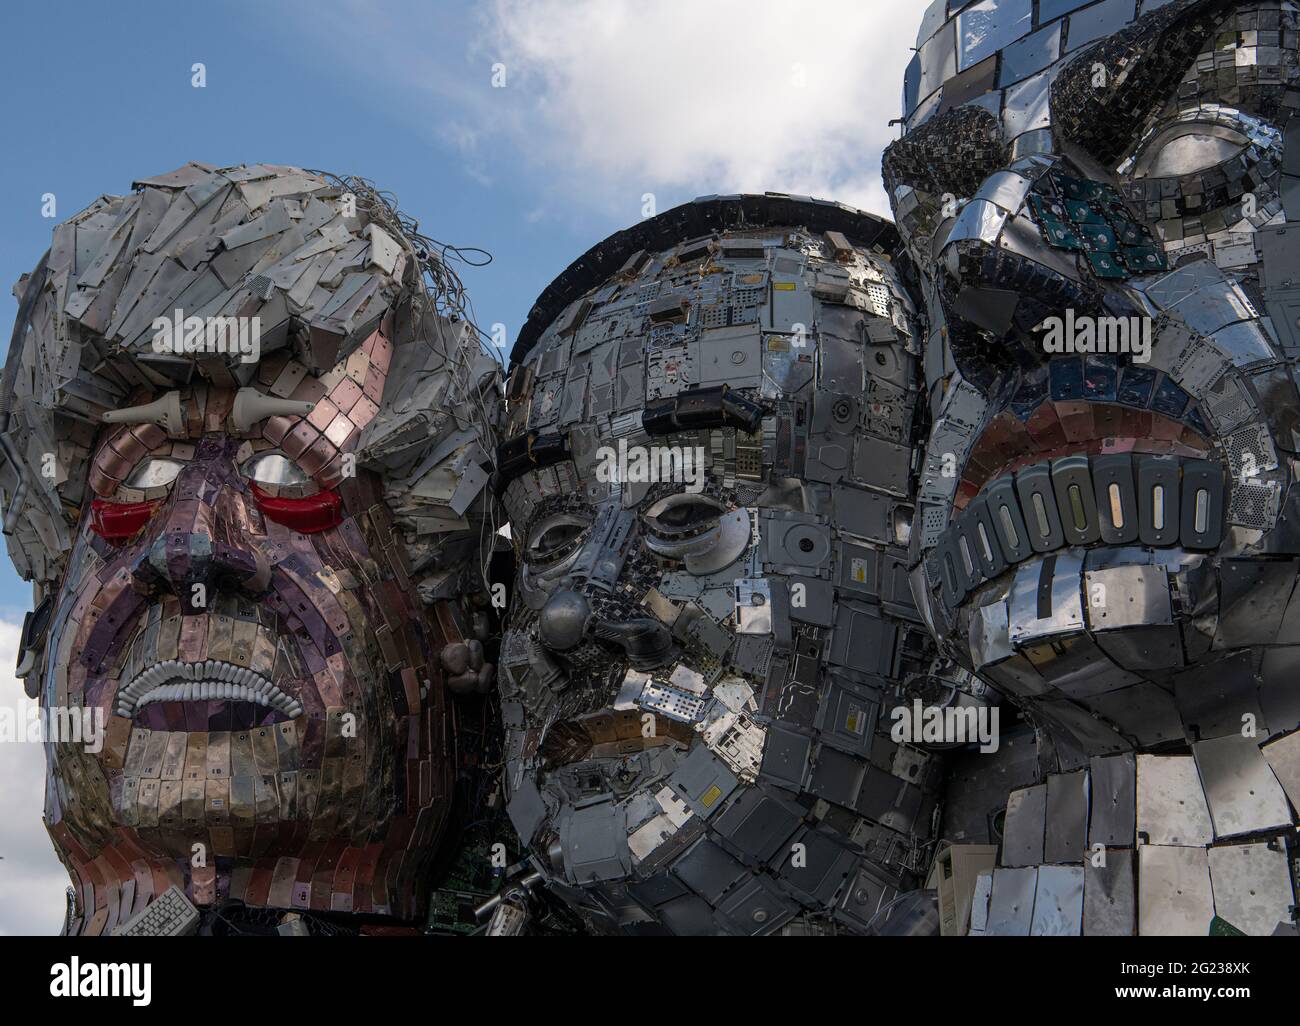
[129, 464, 269, 609]
[537, 590, 591, 652]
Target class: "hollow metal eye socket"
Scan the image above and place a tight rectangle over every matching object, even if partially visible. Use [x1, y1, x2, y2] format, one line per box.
[124, 457, 185, 489]
[525, 513, 592, 569]
[641, 494, 725, 541]
[1130, 124, 1249, 179]
[641, 494, 728, 561]
[241, 453, 310, 487]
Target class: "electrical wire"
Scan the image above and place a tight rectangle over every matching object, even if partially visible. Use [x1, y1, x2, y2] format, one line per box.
[308, 172, 506, 597]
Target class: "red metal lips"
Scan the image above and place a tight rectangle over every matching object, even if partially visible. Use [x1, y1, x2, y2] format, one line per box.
[89, 498, 160, 540]
[250, 484, 342, 533]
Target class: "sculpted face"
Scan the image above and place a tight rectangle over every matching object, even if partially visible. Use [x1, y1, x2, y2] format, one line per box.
[496, 197, 950, 935]
[4, 165, 497, 934]
[887, 0, 1300, 762]
[42, 337, 453, 926]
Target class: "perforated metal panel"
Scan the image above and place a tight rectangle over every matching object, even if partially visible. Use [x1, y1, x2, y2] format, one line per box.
[1224, 421, 1278, 477]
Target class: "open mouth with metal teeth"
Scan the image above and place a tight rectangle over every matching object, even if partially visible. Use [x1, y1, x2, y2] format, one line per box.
[114, 659, 302, 720]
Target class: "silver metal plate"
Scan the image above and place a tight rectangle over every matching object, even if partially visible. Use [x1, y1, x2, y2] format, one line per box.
[1084, 849, 1135, 936]
[1138, 845, 1214, 936]
[1191, 734, 1293, 839]
[1261, 730, 1300, 811]
[1044, 770, 1088, 864]
[987, 866, 1038, 936]
[1088, 753, 1136, 848]
[1083, 564, 1172, 632]
[1207, 840, 1296, 936]
[1135, 754, 1212, 847]
[1030, 865, 1084, 935]
[1008, 551, 1085, 646]
[1001, 783, 1047, 866]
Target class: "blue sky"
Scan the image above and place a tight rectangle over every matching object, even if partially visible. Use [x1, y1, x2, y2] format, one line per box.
[0, 0, 922, 933]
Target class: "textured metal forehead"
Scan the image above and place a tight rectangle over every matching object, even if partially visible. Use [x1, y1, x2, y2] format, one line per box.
[512, 193, 900, 367]
[2, 162, 500, 586]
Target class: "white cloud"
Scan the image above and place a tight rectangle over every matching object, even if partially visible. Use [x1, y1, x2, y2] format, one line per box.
[477, 0, 913, 216]
[0, 620, 72, 935]
[282, 0, 917, 221]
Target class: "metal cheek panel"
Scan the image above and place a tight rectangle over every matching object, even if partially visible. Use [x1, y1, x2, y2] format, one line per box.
[1029, 864, 1084, 935]
[1138, 845, 1214, 936]
[970, 595, 1015, 670]
[1136, 754, 1213, 847]
[999, 22, 1062, 89]
[1001, 783, 1047, 867]
[1083, 848, 1135, 936]
[1261, 730, 1300, 813]
[1021, 630, 1143, 701]
[947, 199, 1009, 247]
[1043, 770, 1089, 865]
[1081, 682, 1184, 748]
[1088, 753, 1135, 848]
[1191, 734, 1294, 840]
[1207, 841, 1296, 936]
[1173, 651, 1264, 741]
[986, 866, 1038, 936]
[1007, 550, 1085, 647]
[1261, 647, 1300, 729]
[975, 169, 1035, 214]
[1083, 563, 1172, 633]
[1213, 558, 1300, 649]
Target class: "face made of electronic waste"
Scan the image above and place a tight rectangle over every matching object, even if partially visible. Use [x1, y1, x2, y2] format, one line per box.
[884, 0, 1300, 760]
[495, 200, 946, 934]
[41, 336, 454, 930]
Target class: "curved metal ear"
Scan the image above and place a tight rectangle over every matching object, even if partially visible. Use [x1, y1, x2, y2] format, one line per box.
[1051, 0, 1233, 166]
[16, 593, 53, 698]
[883, 105, 1009, 202]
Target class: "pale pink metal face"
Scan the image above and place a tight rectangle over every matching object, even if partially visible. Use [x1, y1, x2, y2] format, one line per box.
[42, 332, 459, 931]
